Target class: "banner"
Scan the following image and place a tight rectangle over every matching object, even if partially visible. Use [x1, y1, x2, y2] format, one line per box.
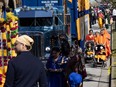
[76, 19, 81, 40]
[84, 14, 90, 37]
[22, 0, 38, 6]
[80, 17, 85, 40]
[40, 0, 59, 6]
[22, 0, 61, 6]
[78, 0, 82, 12]
[85, 0, 90, 10]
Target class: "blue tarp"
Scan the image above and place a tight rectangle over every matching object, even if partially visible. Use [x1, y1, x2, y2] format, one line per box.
[18, 10, 53, 18]
[22, 0, 38, 6]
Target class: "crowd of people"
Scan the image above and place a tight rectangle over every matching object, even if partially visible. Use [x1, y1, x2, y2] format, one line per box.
[44, 6, 113, 87]
[88, 5, 112, 61]
[3, 30, 111, 87]
[85, 29, 111, 59]
[3, 4, 114, 87]
[46, 34, 86, 87]
[90, 6, 113, 29]
[4, 34, 86, 87]
[40, 27, 111, 87]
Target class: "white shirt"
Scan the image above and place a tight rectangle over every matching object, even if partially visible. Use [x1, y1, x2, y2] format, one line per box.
[113, 9, 116, 16]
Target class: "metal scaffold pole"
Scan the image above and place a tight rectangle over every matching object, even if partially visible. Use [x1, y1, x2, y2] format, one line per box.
[63, 0, 72, 45]
[63, 0, 67, 25]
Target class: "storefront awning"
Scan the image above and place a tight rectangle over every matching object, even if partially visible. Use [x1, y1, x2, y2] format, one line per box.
[18, 10, 53, 18]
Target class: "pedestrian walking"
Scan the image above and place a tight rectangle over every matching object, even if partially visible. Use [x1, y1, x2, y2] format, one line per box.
[104, 9, 111, 29]
[112, 7, 116, 21]
[4, 35, 48, 87]
[104, 28, 111, 58]
[59, 34, 70, 57]
[98, 29, 111, 58]
[46, 47, 66, 87]
[68, 63, 82, 87]
[66, 54, 87, 87]
[98, 10, 104, 29]
[112, 7, 116, 31]
[70, 40, 82, 57]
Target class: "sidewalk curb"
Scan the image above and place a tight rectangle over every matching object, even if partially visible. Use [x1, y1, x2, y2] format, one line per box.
[111, 23, 116, 87]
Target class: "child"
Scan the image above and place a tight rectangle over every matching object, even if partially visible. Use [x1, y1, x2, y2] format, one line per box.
[68, 64, 82, 87]
[85, 42, 94, 56]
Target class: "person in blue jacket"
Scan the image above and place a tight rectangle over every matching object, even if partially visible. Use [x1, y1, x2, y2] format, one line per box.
[46, 47, 67, 87]
[4, 35, 48, 87]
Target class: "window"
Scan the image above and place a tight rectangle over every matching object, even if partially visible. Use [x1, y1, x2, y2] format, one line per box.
[19, 17, 53, 26]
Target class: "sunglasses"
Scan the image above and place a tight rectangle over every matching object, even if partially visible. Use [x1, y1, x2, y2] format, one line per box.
[14, 42, 24, 46]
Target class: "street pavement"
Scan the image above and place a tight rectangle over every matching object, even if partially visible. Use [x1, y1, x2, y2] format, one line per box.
[83, 60, 110, 87]
[83, 23, 110, 87]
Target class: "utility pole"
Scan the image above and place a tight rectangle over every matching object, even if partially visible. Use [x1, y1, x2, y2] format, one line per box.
[63, 0, 72, 45]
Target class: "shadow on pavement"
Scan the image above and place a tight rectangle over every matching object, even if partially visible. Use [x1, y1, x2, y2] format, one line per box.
[86, 73, 101, 78]
[84, 79, 109, 83]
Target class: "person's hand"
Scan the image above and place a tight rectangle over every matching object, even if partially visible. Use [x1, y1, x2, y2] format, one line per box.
[55, 69, 63, 72]
[49, 68, 55, 72]
[49, 68, 63, 72]
[58, 69, 63, 72]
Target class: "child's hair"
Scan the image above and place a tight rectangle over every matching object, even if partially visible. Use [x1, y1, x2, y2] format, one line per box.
[73, 63, 79, 72]
[51, 47, 60, 54]
[88, 43, 92, 46]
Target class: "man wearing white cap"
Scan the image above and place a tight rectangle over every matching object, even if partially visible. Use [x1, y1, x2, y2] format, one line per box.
[4, 35, 48, 87]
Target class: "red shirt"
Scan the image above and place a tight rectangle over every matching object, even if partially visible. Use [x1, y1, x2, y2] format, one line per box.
[85, 34, 94, 41]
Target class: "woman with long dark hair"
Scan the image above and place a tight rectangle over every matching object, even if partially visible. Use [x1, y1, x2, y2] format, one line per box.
[46, 47, 66, 87]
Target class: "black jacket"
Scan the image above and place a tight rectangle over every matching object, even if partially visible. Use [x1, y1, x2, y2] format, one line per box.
[4, 51, 48, 87]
